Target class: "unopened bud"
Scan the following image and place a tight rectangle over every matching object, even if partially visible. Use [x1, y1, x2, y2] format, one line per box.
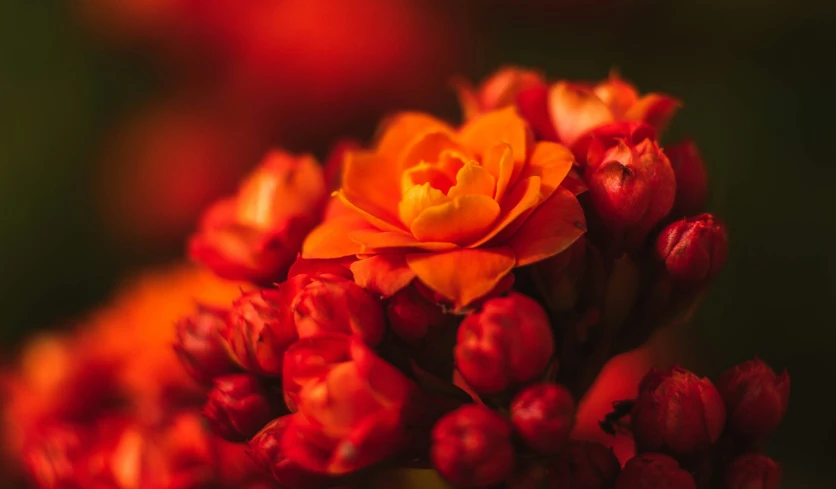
[615, 453, 696, 489]
[203, 374, 281, 442]
[510, 383, 574, 453]
[173, 305, 237, 385]
[716, 358, 790, 440]
[724, 454, 781, 489]
[656, 214, 728, 285]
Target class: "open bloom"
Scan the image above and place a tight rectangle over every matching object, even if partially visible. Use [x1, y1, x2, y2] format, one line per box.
[189, 150, 327, 284]
[303, 108, 586, 308]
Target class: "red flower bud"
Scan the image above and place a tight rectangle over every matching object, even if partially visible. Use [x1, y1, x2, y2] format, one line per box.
[203, 374, 280, 442]
[716, 358, 790, 439]
[431, 404, 515, 488]
[455, 66, 547, 121]
[631, 366, 726, 456]
[248, 416, 333, 489]
[656, 214, 728, 285]
[615, 453, 696, 489]
[173, 305, 237, 385]
[455, 293, 555, 394]
[224, 289, 296, 376]
[283, 272, 385, 345]
[510, 383, 575, 453]
[188, 150, 327, 283]
[283, 334, 417, 475]
[666, 139, 708, 217]
[386, 284, 446, 343]
[586, 135, 676, 248]
[724, 454, 781, 489]
[548, 441, 621, 489]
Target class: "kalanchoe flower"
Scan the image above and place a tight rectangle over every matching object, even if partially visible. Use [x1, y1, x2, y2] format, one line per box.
[615, 453, 696, 489]
[282, 334, 418, 475]
[716, 358, 790, 440]
[189, 150, 327, 284]
[724, 454, 782, 489]
[248, 416, 333, 489]
[455, 293, 555, 394]
[454, 66, 548, 124]
[549, 440, 621, 489]
[224, 289, 295, 376]
[203, 374, 281, 442]
[174, 304, 237, 385]
[510, 382, 575, 453]
[584, 123, 676, 249]
[656, 214, 728, 285]
[302, 108, 586, 309]
[386, 284, 447, 342]
[548, 74, 680, 147]
[431, 404, 515, 488]
[666, 139, 708, 218]
[631, 366, 726, 456]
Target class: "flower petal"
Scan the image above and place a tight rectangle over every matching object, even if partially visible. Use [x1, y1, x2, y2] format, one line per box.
[481, 143, 515, 203]
[398, 183, 450, 228]
[520, 141, 574, 200]
[406, 247, 516, 308]
[508, 187, 587, 266]
[341, 151, 405, 231]
[410, 195, 501, 245]
[350, 255, 415, 297]
[624, 93, 681, 135]
[302, 215, 368, 259]
[468, 176, 542, 248]
[399, 131, 468, 172]
[549, 81, 614, 146]
[375, 112, 455, 161]
[348, 229, 458, 253]
[447, 162, 496, 199]
[459, 107, 531, 183]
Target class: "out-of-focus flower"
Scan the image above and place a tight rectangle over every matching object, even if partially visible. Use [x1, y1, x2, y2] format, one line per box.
[248, 416, 333, 489]
[631, 366, 726, 456]
[454, 67, 547, 122]
[584, 123, 676, 249]
[431, 404, 515, 488]
[386, 284, 447, 343]
[510, 383, 575, 453]
[281, 334, 418, 475]
[548, 74, 680, 147]
[548, 441, 621, 489]
[656, 214, 728, 285]
[189, 150, 327, 284]
[724, 454, 782, 489]
[303, 108, 586, 308]
[666, 139, 708, 218]
[716, 358, 790, 440]
[615, 453, 696, 489]
[174, 304, 238, 385]
[455, 293, 555, 394]
[203, 374, 281, 442]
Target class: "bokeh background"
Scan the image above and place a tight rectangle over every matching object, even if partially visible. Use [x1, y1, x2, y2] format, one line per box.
[1, 0, 834, 487]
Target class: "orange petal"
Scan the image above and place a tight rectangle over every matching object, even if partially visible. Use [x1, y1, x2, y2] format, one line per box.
[447, 162, 496, 199]
[302, 216, 368, 259]
[561, 168, 588, 196]
[399, 131, 468, 172]
[410, 195, 501, 245]
[508, 187, 587, 266]
[398, 183, 449, 228]
[520, 141, 574, 200]
[348, 229, 458, 253]
[406, 247, 516, 308]
[624, 93, 681, 135]
[468, 176, 542, 247]
[402, 162, 457, 195]
[375, 112, 455, 161]
[335, 191, 408, 235]
[459, 107, 531, 183]
[481, 143, 515, 203]
[549, 81, 614, 146]
[350, 255, 415, 297]
[341, 151, 404, 230]
[452, 76, 481, 121]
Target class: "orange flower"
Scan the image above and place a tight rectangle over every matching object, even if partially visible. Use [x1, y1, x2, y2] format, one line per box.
[302, 108, 586, 308]
[548, 73, 680, 147]
[189, 150, 327, 284]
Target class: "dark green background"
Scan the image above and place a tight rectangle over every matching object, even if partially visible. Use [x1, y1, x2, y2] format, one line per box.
[1, 1, 834, 487]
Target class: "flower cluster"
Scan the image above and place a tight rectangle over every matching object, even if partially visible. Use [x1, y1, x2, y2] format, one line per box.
[159, 65, 776, 489]
[1, 266, 278, 489]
